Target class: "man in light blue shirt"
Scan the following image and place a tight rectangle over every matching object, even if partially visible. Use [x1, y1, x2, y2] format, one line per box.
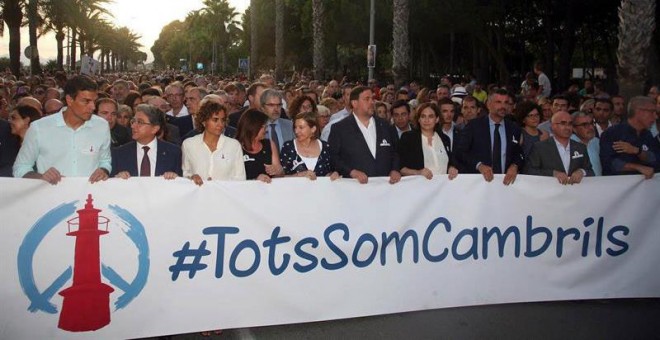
[13, 75, 111, 184]
[571, 111, 602, 176]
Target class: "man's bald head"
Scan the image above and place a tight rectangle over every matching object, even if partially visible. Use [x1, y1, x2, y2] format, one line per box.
[44, 99, 63, 115]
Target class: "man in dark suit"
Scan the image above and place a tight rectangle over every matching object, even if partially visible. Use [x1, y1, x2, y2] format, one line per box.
[389, 100, 412, 148]
[111, 104, 182, 179]
[329, 86, 401, 184]
[524, 111, 594, 184]
[455, 89, 524, 185]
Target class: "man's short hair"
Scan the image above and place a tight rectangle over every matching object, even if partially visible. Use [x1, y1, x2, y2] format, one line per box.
[349, 86, 370, 102]
[135, 103, 166, 132]
[247, 82, 267, 99]
[488, 88, 509, 102]
[627, 96, 655, 118]
[391, 99, 410, 113]
[260, 88, 283, 107]
[64, 75, 98, 99]
[95, 97, 118, 113]
[594, 97, 613, 109]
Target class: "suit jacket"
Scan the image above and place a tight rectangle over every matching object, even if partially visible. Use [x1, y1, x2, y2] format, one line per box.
[165, 123, 181, 145]
[172, 115, 194, 137]
[455, 114, 524, 173]
[111, 139, 182, 177]
[397, 129, 455, 171]
[228, 107, 248, 128]
[0, 119, 19, 177]
[328, 114, 400, 177]
[524, 138, 594, 177]
[272, 118, 294, 151]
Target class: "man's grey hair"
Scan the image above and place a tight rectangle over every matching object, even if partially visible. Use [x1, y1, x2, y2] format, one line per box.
[260, 88, 283, 108]
[627, 96, 654, 118]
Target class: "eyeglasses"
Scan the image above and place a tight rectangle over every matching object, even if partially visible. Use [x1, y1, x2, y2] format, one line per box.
[130, 118, 154, 126]
[264, 103, 282, 108]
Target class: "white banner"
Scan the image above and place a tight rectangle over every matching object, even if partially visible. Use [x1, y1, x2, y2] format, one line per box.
[1, 175, 659, 339]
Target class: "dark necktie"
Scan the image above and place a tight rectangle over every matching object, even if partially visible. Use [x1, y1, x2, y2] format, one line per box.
[269, 123, 280, 149]
[492, 123, 502, 174]
[140, 146, 151, 177]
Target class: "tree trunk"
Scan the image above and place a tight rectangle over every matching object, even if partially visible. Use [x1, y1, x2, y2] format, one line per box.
[617, 0, 656, 99]
[4, 0, 23, 77]
[56, 30, 65, 71]
[392, 0, 410, 88]
[250, 0, 258, 79]
[312, 0, 325, 81]
[71, 30, 78, 71]
[28, 0, 42, 75]
[275, 0, 284, 81]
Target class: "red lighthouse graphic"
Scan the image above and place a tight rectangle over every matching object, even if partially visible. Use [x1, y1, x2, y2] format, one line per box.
[58, 194, 114, 332]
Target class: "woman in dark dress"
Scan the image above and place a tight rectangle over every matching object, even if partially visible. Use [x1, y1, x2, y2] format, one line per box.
[280, 112, 339, 180]
[235, 109, 283, 182]
[397, 102, 458, 180]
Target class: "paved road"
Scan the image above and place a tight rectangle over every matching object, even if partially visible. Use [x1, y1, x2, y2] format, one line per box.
[145, 298, 660, 340]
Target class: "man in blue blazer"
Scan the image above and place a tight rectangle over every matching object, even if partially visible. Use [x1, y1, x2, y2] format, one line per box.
[260, 88, 293, 152]
[329, 86, 401, 184]
[455, 89, 523, 185]
[111, 104, 182, 178]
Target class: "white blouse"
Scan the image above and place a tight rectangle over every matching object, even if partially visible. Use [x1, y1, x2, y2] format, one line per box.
[182, 134, 246, 180]
[421, 132, 449, 175]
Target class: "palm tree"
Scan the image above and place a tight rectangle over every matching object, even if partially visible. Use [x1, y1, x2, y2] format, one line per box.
[617, 0, 656, 99]
[312, 0, 325, 81]
[1, 0, 24, 76]
[201, 0, 241, 74]
[392, 0, 410, 87]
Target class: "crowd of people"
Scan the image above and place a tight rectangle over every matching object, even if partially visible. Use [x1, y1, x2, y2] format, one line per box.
[0, 67, 659, 186]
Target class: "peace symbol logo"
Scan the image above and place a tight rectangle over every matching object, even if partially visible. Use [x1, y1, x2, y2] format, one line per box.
[16, 194, 150, 332]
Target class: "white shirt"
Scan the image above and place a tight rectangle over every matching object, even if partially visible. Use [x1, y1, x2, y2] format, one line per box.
[166, 105, 189, 118]
[354, 114, 377, 158]
[182, 134, 246, 180]
[422, 132, 449, 175]
[442, 122, 456, 149]
[553, 137, 571, 174]
[136, 138, 158, 176]
[294, 139, 320, 171]
[538, 72, 551, 97]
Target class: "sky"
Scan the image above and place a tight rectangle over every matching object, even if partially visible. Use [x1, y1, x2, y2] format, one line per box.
[0, 0, 249, 64]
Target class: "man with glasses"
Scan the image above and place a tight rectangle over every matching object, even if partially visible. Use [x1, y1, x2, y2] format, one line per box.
[164, 82, 189, 119]
[600, 96, 660, 178]
[260, 89, 293, 152]
[570, 111, 602, 176]
[524, 110, 593, 184]
[13, 75, 111, 184]
[111, 104, 182, 179]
